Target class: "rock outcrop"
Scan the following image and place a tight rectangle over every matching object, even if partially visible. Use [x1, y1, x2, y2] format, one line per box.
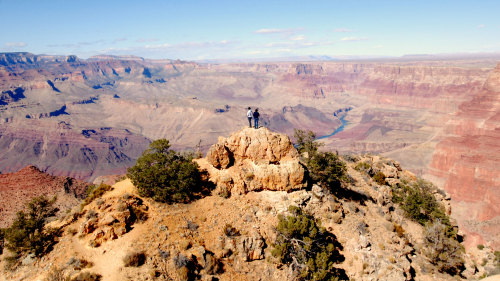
[198, 127, 306, 195]
[79, 193, 148, 248]
[3, 155, 498, 281]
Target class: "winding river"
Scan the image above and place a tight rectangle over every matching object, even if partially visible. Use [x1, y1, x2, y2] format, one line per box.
[316, 115, 348, 140]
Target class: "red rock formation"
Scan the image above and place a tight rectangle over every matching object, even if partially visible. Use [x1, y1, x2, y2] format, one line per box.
[0, 165, 89, 228]
[430, 63, 500, 249]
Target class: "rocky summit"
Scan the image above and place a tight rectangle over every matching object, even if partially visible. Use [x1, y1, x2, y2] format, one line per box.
[1, 129, 498, 281]
[198, 127, 306, 195]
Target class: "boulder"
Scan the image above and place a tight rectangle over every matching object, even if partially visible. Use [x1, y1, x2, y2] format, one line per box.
[238, 230, 265, 261]
[200, 127, 306, 195]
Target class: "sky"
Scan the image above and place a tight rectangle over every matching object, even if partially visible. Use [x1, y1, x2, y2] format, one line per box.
[1, 0, 500, 61]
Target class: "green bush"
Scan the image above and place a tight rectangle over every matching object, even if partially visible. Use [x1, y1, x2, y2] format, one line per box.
[81, 183, 113, 207]
[308, 151, 347, 191]
[393, 179, 464, 275]
[272, 206, 345, 281]
[4, 196, 60, 262]
[127, 139, 202, 203]
[477, 244, 485, 250]
[423, 221, 464, 275]
[294, 129, 347, 192]
[354, 161, 371, 172]
[392, 179, 453, 235]
[294, 129, 322, 155]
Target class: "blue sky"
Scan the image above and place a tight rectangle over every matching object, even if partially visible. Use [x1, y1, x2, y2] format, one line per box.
[1, 0, 500, 60]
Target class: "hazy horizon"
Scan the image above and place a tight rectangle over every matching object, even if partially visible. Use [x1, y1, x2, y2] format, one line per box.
[1, 0, 500, 61]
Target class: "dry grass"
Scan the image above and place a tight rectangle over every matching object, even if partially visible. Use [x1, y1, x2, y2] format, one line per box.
[123, 251, 147, 267]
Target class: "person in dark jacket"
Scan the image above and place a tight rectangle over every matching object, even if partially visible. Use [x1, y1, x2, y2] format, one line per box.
[253, 108, 260, 129]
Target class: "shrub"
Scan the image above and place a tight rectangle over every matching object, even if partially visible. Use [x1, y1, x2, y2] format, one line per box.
[272, 206, 345, 281]
[354, 161, 371, 172]
[307, 151, 347, 191]
[44, 266, 68, 281]
[423, 221, 464, 275]
[0, 228, 4, 255]
[393, 223, 405, 238]
[392, 179, 454, 235]
[67, 257, 93, 270]
[123, 251, 146, 267]
[127, 139, 202, 203]
[223, 224, 240, 237]
[81, 183, 113, 207]
[4, 196, 60, 261]
[71, 272, 101, 281]
[294, 129, 321, 155]
[372, 171, 386, 185]
[477, 244, 485, 250]
[294, 129, 347, 192]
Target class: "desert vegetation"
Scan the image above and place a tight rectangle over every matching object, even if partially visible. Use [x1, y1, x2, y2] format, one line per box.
[294, 129, 347, 191]
[0, 228, 4, 255]
[81, 183, 113, 207]
[392, 179, 464, 274]
[123, 251, 146, 267]
[3, 196, 60, 268]
[272, 206, 346, 281]
[127, 139, 202, 203]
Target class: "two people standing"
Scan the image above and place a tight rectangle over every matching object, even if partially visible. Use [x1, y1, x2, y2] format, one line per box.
[247, 107, 260, 129]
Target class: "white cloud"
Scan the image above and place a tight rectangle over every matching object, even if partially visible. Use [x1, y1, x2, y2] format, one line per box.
[5, 42, 26, 47]
[333, 28, 352, 33]
[341, 37, 368, 42]
[254, 28, 303, 35]
[477, 24, 486, 29]
[47, 40, 105, 48]
[145, 43, 171, 49]
[290, 35, 305, 41]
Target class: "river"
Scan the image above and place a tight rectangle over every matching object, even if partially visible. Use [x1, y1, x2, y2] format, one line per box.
[316, 115, 348, 140]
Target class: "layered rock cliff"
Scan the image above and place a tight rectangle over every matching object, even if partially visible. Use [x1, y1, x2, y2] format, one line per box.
[1, 52, 499, 248]
[430, 63, 500, 249]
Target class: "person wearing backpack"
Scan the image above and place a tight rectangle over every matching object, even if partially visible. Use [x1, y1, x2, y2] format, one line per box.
[253, 108, 260, 129]
[247, 107, 253, 128]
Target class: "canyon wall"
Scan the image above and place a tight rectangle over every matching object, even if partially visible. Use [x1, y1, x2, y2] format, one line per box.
[430, 63, 500, 248]
[0, 52, 498, 248]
